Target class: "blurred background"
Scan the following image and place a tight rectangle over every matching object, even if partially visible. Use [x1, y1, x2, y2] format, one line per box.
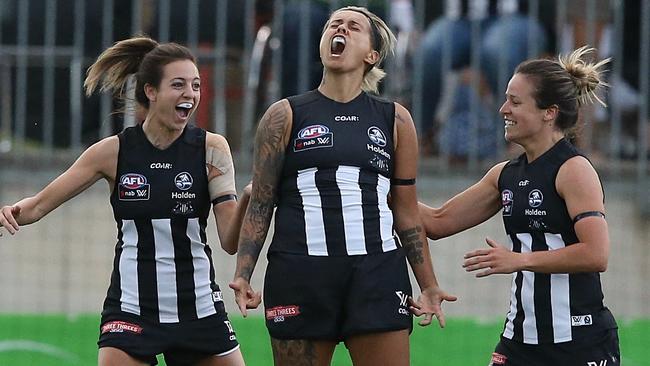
[0, 0, 648, 365]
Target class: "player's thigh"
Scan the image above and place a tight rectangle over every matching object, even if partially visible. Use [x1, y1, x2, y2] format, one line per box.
[195, 347, 246, 366]
[270, 337, 337, 366]
[98, 347, 151, 366]
[345, 329, 410, 366]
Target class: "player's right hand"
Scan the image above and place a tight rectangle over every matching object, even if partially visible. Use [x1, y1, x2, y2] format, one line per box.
[0, 205, 21, 236]
[229, 277, 262, 317]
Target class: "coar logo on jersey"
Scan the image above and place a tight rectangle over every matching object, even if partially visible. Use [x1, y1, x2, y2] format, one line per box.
[367, 126, 387, 147]
[118, 173, 150, 201]
[174, 172, 193, 191]
[528, 189, 543, 208]
[501, 189, 513, 216]
[294, 124, 334, 152]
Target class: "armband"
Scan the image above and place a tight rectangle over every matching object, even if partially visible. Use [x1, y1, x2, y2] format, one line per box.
[572, 211, 605, 223]
[391, 178, 416, 186]
[211, 194, 238, 205]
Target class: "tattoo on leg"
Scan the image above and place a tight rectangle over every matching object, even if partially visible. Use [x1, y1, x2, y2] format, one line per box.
[397, 226, 424, 264]
[271, 339, 318, 366]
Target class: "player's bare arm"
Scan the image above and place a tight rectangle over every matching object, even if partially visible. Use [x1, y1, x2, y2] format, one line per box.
[0, 136, 118, 235]
[391, 103, 456, 327]
[206, 132, 243, 254]
[230, 99, 291, 314]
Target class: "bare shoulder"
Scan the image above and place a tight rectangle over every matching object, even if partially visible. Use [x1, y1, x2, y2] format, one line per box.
[77, 135, 119, 179]
[85, 135, 119, 160]
[262, 99, 292, 125]
[393, 102, 414, 125]
[205, 132, 231, 154]
[481, 161, 509, 187]
[556, 155, 602, 196]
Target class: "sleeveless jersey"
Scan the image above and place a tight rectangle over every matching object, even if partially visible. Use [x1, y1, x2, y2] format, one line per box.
[270, 90, 398, 256]
[104, 124, 223, 323]
[498, 138, 617, 344]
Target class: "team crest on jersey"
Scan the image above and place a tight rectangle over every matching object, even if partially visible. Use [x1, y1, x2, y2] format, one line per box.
[528, 189, 543, 207]
[118, 173, 150, 201]
[367, 126, 387, 147]
[501, 189, 513, 216]
[294, 124, 333, 152]
[174, 172, 193, 190]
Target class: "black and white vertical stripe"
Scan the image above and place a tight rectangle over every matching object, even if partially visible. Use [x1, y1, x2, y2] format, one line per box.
[296, 165, 396, 256]
[115, 217, 218, 323]
[503, 233, 571, 344]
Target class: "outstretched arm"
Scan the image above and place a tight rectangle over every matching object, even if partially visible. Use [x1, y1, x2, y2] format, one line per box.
[463, 156, 609, 276]
[419, 162, 505, 240]
[0, 137, 117, 236]
[230, 100, 292, 316]
[391, 103, 456, 327]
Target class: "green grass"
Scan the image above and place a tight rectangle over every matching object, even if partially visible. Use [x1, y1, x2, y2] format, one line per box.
[0, 315, 648, 365]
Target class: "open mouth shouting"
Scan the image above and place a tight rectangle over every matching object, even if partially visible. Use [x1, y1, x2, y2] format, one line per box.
[331, 35, 346, 56]
[175, 102, 194, 119]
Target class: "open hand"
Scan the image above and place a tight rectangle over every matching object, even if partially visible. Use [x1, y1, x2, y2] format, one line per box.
[463, 238, 521, 277]
[408, 286, 457, 327]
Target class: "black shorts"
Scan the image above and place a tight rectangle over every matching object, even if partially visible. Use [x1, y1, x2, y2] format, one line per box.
[97, 307, 239, 366]
[264, 248, 413, 341]
[490, 328, 620, 366]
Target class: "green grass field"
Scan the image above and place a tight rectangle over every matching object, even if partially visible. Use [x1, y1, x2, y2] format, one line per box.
[0, 315, 648, 365]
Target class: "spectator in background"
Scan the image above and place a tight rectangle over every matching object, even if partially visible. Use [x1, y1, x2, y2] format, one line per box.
[413, 0, 551, 157]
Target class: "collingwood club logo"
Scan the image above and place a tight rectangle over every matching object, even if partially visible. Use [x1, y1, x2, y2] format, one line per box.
[174, 172, 193, 190]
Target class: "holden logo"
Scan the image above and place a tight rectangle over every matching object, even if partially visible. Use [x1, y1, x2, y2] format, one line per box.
[174, 172, 193, 191]
[367, 126, 387, 147]
[528, 189, 543, 208]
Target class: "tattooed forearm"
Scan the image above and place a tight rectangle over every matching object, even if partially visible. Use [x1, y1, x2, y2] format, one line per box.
[235, 101, 288, 281]
[398, 225, 425, 265]
[271, 339, 318, 366]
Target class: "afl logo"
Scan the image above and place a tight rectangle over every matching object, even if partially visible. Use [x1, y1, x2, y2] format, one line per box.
[367, 126, 387, 147]
[120, 174, 147, 189]
[298, 125, 329, 139]
[174, 172, 193, 191]
[528, 189, 543, 208]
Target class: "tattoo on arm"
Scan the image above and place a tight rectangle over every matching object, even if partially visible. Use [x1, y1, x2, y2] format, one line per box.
[395, 111, 407, 124]
[235, 103, 288, 281]
[398, 226, 425, 265]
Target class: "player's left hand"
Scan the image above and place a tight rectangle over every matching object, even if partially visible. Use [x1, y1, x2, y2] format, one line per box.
[463, 237, 521, 277]
[408, 286, 457, 328]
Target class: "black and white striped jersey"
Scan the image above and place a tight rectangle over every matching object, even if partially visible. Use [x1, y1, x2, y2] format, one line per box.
[498, 138, 617, 344]
[270, 90, 397, 256]
[104, 124, 223, 323]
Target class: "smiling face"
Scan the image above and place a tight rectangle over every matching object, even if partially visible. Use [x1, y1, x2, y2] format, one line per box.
[499, 73, 557, 145]
[319, 9, 379, 74]
[145, 59, 200, 131]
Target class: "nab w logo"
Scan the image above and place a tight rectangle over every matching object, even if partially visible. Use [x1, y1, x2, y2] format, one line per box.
[395, 291, 408, 307]
[587, 361, 607, 366]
